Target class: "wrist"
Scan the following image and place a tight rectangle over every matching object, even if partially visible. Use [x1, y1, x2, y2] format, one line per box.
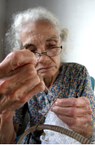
[0, 111, 16, 143]
[0, 110, 15, 118]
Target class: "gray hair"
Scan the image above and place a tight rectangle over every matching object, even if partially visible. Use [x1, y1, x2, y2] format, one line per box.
[5, 7, 67, 59]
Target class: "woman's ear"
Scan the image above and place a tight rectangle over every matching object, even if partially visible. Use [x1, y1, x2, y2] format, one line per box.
[60, 28, 68, 41]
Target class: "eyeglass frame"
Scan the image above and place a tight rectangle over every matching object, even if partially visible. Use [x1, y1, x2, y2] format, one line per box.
[24, 45, 62, 58]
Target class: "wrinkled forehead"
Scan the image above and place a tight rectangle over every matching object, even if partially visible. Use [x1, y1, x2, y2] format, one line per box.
[20, 21, 61, 45]
[21, 33, 60, 45]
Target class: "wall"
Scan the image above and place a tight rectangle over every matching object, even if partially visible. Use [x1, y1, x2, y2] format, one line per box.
[0, 0, 6, 61]
[3, 0, 95, 78]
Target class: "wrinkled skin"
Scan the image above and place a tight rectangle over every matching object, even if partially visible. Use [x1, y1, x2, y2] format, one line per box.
[51, 98, 93, 138]
[0, 49, 45, 113]
[0, 49, 45, 143]
[0, 21, 93, 143]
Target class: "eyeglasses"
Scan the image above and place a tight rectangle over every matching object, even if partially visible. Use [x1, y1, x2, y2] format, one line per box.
[32, 46, 62, 58]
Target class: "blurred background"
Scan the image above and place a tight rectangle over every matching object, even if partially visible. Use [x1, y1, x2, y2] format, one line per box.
[0, 0, 95, 84]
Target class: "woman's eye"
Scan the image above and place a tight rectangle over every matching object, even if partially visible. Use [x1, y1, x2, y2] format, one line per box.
[47, 45, 57, 49]
[29, 47, 36, 52]
[25, 44, 36, 52]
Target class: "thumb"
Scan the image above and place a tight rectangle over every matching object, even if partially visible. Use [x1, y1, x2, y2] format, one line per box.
[0, 49, 37, 78]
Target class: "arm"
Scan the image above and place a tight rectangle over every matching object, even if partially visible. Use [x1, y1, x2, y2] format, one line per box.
[0, 49, 45, 143]
[0, 111, 16, 143]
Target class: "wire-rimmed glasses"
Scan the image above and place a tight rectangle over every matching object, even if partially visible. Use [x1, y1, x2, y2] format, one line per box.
[24, 45, 62, 58]
[34, 46, 62, 58]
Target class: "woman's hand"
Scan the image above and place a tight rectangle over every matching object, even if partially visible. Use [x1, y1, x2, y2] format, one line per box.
[51, 97, 93, 138]
[0, 49, 45, 113]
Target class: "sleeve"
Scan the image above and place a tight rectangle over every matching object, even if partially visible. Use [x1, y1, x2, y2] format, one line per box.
[75, 65, 95, 143]
[76, 65, 95, 117]
[13, 103, 29, 136]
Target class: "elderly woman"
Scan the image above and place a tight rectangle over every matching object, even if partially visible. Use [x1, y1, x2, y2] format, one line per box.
[0, 7, 95, 144]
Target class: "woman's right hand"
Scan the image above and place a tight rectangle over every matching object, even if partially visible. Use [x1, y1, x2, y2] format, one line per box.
[0, 49, 45, 113]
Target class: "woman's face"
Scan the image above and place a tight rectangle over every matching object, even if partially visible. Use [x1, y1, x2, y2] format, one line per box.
[20, 21, 62, 79]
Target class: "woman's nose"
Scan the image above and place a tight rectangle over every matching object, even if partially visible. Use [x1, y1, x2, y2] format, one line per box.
[36, 52, 50, 62]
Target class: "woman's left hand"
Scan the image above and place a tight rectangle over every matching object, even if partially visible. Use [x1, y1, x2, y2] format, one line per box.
[51, 97, 93, 138]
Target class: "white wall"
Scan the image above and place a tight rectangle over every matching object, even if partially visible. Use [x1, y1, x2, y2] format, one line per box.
[5, 0, 95, 78]
[0, 0, 6, 61]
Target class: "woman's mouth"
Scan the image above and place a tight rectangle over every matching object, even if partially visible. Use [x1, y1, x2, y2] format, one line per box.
[37, 66, 54, 73]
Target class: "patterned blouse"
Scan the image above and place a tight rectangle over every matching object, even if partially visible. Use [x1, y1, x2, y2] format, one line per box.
[14, 63, 95, 144]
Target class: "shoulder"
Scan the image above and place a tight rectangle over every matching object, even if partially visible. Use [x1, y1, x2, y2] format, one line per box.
[60, 62, 88, 78]
[61, 62, 87, 72]
[61, 62, 86, 70]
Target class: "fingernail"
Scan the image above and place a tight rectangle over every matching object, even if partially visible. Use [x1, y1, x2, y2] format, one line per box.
[51, 106, 56, 111]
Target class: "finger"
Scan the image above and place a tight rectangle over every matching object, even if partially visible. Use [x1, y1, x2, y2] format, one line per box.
[51, 106, 92, 117]
[0, 81, 45, 112]
[11, 76, 42, 101]
[5, 81, 45, 111]
[57, 114, 92, 127]
[54, 97, 90, 107]
[0, 64, 37, 94]
[3, 61, 36, 77]
[0, 49, 36, 77]
[15, 81, 45, 103]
